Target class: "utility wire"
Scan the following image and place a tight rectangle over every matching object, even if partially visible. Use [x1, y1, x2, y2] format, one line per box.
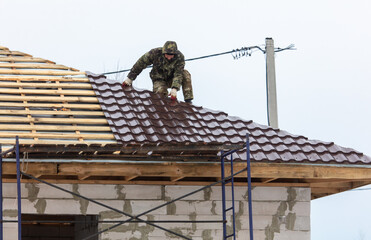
[101, 44, 295, 75]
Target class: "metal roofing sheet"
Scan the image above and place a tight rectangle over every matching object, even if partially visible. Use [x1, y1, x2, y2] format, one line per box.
[87, 72, 371, 165]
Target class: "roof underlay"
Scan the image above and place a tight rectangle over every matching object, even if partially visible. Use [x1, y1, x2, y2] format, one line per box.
[1, 45, 371, 199]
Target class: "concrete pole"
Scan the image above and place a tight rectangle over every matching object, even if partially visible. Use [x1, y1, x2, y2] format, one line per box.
[265, 38, 279, 128]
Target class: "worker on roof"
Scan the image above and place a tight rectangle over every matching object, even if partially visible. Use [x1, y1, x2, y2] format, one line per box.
[123, 41, 194, 103]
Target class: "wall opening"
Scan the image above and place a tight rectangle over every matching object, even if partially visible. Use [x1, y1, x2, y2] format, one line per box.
[22, 214, 99, 240]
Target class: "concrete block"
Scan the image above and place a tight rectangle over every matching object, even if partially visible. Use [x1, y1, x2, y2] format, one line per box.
[189, 215, 224, 230]
[74, 184, 118, 199]
[102, 230, 144, 240]
[292, 202, 310, 216]
[3, 224, 18, 240]
[236, 230, 266, 240]
[240, 215, 273, 230]
[165, 186, 205, 200]
[292, 216, 310, 231]
[130, 200, 167, 215]
[274, 230, 310, 240]
[29, 183, 74, 199]
[171, 201, 195, 215]
[209, 186, 248, 201]
[123, 185, 163, 200]
[86, 200, 124, 215]
[2, 183, 19, 198]
[252, 187, 288, 201]
[43, 199, 81, 214]
[248, 201, 282, 216]
[295, 188, 311, 201]
[151, 215, 193, 229]
[3, 199, 38, 214]
[174, 200, 220, 215]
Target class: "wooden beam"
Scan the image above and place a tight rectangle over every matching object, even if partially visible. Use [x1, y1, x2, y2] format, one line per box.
[0, 132, 115, 140]
[0, 69, 85, 76]
[0, 82, 92, 89]
[171, 176, 185, 182]
[261, 178, 278, 183]
[0, 102, 102, 110]
[2, 162, 57, 175]
[251, 162, 371, 180]
[78, 174, 91, 180]
[0, 63, 78, 71]
[0, 116, 108, 124]
[0, 95, 99, 103]
[0, 50, 32, 56]
[0, 88, 96, 96]
[0, 139, 114, 145]
[0, 57, 54, 63]
[0, 109, 104, 116]
[0, 76, 89, 82]
[0, 124, 111, 132]
[124, 176, 138, 181]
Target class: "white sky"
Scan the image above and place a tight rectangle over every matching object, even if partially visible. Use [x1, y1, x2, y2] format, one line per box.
[1, 0, 371, 239]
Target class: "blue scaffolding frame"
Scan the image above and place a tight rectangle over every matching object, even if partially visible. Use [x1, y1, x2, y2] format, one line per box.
[0, 135, 254, 240]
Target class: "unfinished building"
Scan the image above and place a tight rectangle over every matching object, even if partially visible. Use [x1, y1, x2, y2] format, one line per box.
[1, 45, 371, 240]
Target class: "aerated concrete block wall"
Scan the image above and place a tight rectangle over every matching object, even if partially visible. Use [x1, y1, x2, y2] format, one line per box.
[2, 183, 310, 240]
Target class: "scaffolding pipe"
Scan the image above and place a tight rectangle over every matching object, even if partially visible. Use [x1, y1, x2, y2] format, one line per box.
[20, 172, 191, 240]
[230, 154, 236, 240]
[16, 136, 21, 240]
[246, 134, 254, 240]
[0, 144, 3, 240]
[220, 151, 227, 238]
[89, 167, 248, 239]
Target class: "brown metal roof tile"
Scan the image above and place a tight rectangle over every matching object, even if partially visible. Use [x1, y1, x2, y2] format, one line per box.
[87, 72, 371, 165]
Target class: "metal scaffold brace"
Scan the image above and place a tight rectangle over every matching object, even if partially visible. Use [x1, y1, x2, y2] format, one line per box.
[0, 135, 254, 240]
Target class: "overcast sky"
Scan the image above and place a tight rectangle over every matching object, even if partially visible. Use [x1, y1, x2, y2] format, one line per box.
[1, 0, 371, 239]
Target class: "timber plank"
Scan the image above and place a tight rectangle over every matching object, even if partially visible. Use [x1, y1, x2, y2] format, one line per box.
[0, 76, 89, 82]
[0, 132, 115, 140]
[0, 116, 108, 124]
[0, 82, 92, 89]
[0, 102, 102, 110]
[0, 50, 31, 56]
[0, 139, 114, 145]
[0, 69, 85, 76]
[0, 124, 111, 131]
[0, 88, 95, 96]
[0, 96, 99, 103]
[2, 162, 57, 175]
[0, 63, 77, 71]
[0, 57, 54, 63]
[0, 109, 104, 116]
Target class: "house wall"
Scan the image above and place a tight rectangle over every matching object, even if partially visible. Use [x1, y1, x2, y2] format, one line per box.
[2, 183, 310, 240]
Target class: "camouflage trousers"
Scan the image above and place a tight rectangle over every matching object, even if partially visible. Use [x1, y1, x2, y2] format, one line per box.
[152, 69, 194, 101]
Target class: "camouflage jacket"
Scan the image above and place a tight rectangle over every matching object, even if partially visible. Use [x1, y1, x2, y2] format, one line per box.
[127, 47, 185, 90]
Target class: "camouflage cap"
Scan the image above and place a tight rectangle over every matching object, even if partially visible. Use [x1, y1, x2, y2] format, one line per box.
[162, 41, 178, 55]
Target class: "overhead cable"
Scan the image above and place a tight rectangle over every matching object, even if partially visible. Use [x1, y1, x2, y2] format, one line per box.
[101, 44, 295, 75]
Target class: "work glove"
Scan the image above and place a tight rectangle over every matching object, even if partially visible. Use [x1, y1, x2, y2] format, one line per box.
[122, 78, 133, 87]
[169, 88, 177, 100]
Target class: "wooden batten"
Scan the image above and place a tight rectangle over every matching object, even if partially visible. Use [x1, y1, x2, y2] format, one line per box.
[0, 46, 115, 145]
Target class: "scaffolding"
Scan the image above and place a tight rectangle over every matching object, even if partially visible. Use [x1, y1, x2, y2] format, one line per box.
[0, 136, 254, 240]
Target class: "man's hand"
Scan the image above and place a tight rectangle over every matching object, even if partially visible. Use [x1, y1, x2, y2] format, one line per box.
[122, 78, 133, 87]
[169, 88, 177, 100]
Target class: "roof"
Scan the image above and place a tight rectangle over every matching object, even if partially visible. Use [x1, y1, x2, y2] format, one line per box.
[0, 45, 116, 145]
[87, 72, 371, 165]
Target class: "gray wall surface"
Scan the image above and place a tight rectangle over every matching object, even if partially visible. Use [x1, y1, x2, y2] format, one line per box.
[2, 183, 310, 240]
